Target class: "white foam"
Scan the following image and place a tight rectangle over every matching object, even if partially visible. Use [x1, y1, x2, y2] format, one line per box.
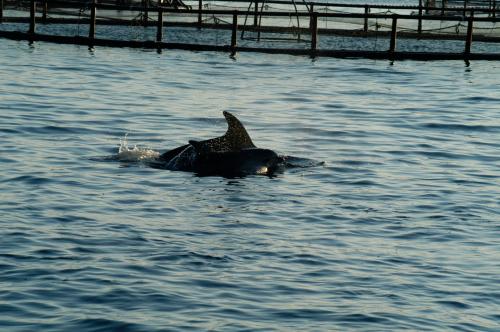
[116, 134, 160, 162]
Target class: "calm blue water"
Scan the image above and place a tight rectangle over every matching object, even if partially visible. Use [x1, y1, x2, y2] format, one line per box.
[1, 39, 500, 331]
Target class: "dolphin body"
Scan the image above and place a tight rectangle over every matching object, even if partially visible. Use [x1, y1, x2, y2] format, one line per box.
[156, 111, 283, 176]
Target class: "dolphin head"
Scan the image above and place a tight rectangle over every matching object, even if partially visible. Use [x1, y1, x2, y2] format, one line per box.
[193, 147, 282, 176]
[236, 148, 281, 175]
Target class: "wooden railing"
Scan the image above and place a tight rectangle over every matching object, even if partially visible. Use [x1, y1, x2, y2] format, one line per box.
[1, 0, 500, 60]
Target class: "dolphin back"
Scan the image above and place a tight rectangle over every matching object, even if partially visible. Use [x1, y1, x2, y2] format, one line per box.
[189, 111, 256, 154]
[157, 111, 280, 175]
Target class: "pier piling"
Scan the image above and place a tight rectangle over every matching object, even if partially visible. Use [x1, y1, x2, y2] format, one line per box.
[42, 0, 48, 23]
[29, 0, 35, 36]
[254, 1, 259, 27]
[310, 11, 318, 54]
[389, 15, 398, 53]
[157, 1, 163, 43]
[231, 11, 238, 52]
[465, 11, 474, 54]
[418, 0, 423, 34]
[89, 0, 96, 46]
[309, 4, 314, 29]
[143, 0, 149, 26]
[364, 5, 369, 34]
[198, 0, 202, 29]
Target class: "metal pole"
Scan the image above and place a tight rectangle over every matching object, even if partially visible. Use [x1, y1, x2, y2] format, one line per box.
[0, 0, 4, 23]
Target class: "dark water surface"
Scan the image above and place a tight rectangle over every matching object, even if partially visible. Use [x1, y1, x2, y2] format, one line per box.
[1, 39, 499, 331]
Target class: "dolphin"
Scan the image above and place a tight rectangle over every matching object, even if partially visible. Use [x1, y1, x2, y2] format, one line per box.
[155, 111, 283, 176]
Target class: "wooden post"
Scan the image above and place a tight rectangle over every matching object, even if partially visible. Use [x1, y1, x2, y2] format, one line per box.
[231, 11, 237, 51]
[493, 0, 496, 18]
[463, 0, 468, 17]
[441, 0, 446, 16]
[29, 0, 36, 35]
[364, 5, 369, 33]
[389, 15, 398, 52]
[254, 0, 259, 27]
[310, 11, 318, 53]
[465, 10, 474, 54]
[309, 4, 314, 29]
[197, 0, 202, 29]
[418, 0, 423, 35]
[156, 0, 163, 43]
[1, 0, 4, 23]
[143, 0, 149, 27]
[42, 0, 48, 23]
[89, 0, 96, 44]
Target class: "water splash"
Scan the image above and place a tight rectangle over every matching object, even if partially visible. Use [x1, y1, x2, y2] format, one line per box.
[116, 134, 160, 162]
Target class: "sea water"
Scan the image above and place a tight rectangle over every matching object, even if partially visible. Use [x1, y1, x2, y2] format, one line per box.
[0, 38, 499, 331]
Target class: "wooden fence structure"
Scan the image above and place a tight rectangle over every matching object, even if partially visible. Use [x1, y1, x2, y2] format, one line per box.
[1, 0, 500, 60]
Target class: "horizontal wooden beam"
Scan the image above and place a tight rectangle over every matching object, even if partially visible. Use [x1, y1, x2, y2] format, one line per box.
[2, 30, 500, 61]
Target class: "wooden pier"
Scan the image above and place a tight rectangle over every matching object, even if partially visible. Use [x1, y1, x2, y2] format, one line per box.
[1, 0, 499, 60]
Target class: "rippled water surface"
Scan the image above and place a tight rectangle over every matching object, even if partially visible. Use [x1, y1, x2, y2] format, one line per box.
[1, 39, 499, 331]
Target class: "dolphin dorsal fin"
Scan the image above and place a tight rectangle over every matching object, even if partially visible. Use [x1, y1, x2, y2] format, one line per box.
[222, 111, 255, 149]
[190, 111, 256, 154]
